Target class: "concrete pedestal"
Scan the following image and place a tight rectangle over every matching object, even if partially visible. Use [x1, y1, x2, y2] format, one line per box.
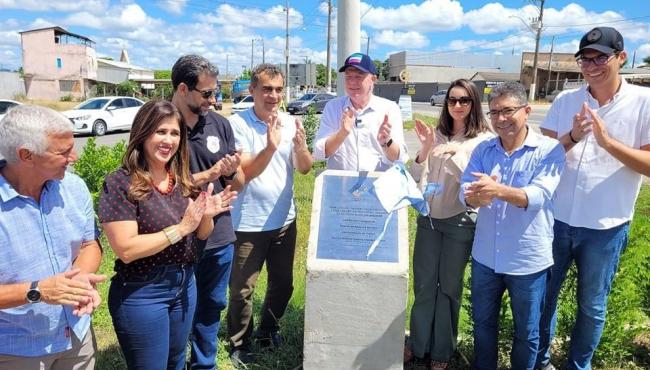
[303, 170, 409, 370]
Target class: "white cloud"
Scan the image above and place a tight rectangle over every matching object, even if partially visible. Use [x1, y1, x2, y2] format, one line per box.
[361, 0, 464, 32]
[0, 0, 108, 13]
[63, 4, 161, 32]
[445, 33, 535, 54]
[374, 30, 429, 49]
[195, 4, 303, 30]
[159, 0, 187, 15]
[636, 44, 650, 65]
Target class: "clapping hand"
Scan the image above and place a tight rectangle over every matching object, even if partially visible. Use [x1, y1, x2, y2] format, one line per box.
[377, 114, 392, 146]
[340, 107, 355, 135]
[178, 191, 208, 236]
[204, 183, 237, 218]
[570, 102, 593, 143]
[293, 119, 308, 152]
[71, 272, 107, 317]
[464, 172, 500, 207]
[584, 105, 612, 148]
[266, 114, 282, 150]
[414, 118, 435, 161]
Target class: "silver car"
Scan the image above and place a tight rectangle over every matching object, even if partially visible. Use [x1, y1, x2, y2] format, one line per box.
[430, 90, 447, 106]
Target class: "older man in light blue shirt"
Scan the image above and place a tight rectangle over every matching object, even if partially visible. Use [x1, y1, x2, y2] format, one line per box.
[459, 82, 565, 370]
[0, 105, 105, 370]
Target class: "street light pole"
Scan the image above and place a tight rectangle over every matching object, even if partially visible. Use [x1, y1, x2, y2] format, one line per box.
[325, 0, 332, 93]
[285, 0, 290, 102]
[530, 0, 545, 101]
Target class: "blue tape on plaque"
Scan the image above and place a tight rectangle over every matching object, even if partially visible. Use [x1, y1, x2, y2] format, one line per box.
[316, 174, 399, 263]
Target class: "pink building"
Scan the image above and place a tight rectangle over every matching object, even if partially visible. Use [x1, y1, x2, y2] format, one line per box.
[20, 27, 97, 100]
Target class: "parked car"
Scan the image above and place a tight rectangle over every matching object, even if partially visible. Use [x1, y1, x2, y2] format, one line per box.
[0, 99, 22, 121]
[213, 92, 223, 111]
[231, 95, 254, 113]
[287, 93, 336, 115]
[545, 89, 561, 103]
[63, 96, 144, 136]
[430, 90, 447, 106]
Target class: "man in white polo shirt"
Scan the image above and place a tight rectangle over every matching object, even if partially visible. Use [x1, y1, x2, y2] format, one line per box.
[313, 52, 408, 171]
[535, 27, 650, 370]
[226, 63, 313, 367]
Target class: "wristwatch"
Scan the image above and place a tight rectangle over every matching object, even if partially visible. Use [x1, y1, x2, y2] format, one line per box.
[381, 138, 393, 148]
[26, 281, 41, 303]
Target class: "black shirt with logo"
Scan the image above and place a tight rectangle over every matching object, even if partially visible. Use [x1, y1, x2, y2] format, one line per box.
[187, 111, 237, 250]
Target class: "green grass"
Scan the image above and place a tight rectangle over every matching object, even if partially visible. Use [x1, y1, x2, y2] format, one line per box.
[403, 113, 438, 130]
[93, 175, 650, 370]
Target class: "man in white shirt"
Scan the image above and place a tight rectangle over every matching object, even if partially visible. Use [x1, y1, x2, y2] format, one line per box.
[313, 52, 408, 171]
[227, 63, 313, 367]
[535, 27, 650, 370]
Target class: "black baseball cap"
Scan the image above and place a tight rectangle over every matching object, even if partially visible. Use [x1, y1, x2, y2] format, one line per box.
[338, 52, 378, 75]
[575, 27, 624, 57]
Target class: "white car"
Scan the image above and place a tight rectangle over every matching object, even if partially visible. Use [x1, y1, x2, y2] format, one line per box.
[0, 99, 22, 121]
[231, 95, 254, 113]
[63, 96, 144, 136]
[430, 90, 447, 106]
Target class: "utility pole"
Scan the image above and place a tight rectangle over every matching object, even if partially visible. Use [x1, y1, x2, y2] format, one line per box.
[545, 35, 555, 96]
[226, 54, 229, 77]
[530, 0, 545, 101]
[325, 0, 332, 93]
[250, 39, 254, 72]
[262, 38, 265, 63]
[632, 49, 637, 68]
[285, 0, 290, 102]
[366, 36, 370, 55]
[337, 0, 360, 96]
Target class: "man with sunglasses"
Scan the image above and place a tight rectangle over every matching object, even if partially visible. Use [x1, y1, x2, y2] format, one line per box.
[535, 27, 650, 370]
[171, 55, 244, 370]
[314, 52, 408, 171]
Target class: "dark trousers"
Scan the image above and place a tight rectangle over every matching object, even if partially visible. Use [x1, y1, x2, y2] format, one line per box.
[189, 244, 234, 370]
[408, 212, 475, 362]
[227, 221, 297, 349]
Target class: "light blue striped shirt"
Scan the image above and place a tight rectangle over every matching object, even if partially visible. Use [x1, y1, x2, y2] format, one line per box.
[0, 168, 99, 356]
[459, 129, 565, 275]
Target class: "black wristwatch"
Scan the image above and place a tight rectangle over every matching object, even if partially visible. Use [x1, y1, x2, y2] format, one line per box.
[381, 138, 393, 148]
[26, 280, 41, 303]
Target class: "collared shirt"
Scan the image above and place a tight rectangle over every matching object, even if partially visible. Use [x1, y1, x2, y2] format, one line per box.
[541, 79, 650, 229]
[0, 168, 99, 356]
[187, 111, 237, 250]
[459, 130, 565, 275]
[313, 95, 408, 171]
[410, 130, 494, 219]
[228, 108, 297, 232]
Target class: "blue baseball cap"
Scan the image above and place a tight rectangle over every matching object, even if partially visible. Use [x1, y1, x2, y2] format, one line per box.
[338, 52, 378, 75]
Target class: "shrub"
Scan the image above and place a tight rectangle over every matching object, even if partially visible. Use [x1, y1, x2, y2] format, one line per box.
[73, 137, 126, 208]
[60, 94, 73, 102]
[302, 105, 319, 152]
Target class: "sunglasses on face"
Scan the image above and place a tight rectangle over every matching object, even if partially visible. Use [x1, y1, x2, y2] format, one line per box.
[447, 97, 472, 107]
[576, 53, 616, 68]
[192, 87, 220, 99]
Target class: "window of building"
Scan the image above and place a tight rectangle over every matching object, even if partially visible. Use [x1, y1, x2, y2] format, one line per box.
[56, 58, 62, 69]
[59, 80, 76, 92]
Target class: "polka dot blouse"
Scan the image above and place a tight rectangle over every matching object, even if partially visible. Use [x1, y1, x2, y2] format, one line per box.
[98, 168, 197, 278]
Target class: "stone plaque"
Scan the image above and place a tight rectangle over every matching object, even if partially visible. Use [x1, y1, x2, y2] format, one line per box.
[316, 174, 398, 263]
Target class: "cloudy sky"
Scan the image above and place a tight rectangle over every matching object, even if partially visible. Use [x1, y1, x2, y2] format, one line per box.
[1, 0, 649, 74]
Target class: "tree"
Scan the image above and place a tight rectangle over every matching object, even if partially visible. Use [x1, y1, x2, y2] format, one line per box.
[373, 59, 390, 81]
[240, 69, 252, 80]
[154, 70, 171, 79]
[316, 63, 336, 87]
[116, 80, 139, 96]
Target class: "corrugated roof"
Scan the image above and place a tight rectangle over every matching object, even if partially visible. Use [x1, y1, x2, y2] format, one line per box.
[97, 58, 152, 72]
[470, 72, 520, 82]
[19, 26, 94, 44]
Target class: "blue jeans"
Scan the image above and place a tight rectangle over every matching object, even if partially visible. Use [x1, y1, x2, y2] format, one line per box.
[109, 264, 196, 370]
[536, 220, 629, 370]
[471, 260, 548, 370]
[189, 244, 234, 370]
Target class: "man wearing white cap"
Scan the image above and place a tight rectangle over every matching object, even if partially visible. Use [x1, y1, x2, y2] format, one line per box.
[313, 52, 408, 171]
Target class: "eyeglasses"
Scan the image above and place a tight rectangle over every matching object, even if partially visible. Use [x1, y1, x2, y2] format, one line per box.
[576, 53, 616, 68]
[447, 97, 472, 107]
[487, 105, 527, 119]
[192, 87, 220, 99]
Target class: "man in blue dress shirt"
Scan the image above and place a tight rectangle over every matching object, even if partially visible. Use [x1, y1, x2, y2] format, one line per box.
[459, 82, 565, 370]
[0, 105, 105, 369]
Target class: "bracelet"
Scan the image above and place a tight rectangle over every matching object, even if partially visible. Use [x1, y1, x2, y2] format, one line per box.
[568, 129, 579, 144]
[381, 138, 393, 148]
[163, 226, 182, 245]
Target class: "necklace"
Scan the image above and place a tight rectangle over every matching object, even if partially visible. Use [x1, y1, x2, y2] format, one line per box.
[153, 170, 174, 194]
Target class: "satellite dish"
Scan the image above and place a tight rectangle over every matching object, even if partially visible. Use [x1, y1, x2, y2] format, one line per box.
[399, 69, 410, 83]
